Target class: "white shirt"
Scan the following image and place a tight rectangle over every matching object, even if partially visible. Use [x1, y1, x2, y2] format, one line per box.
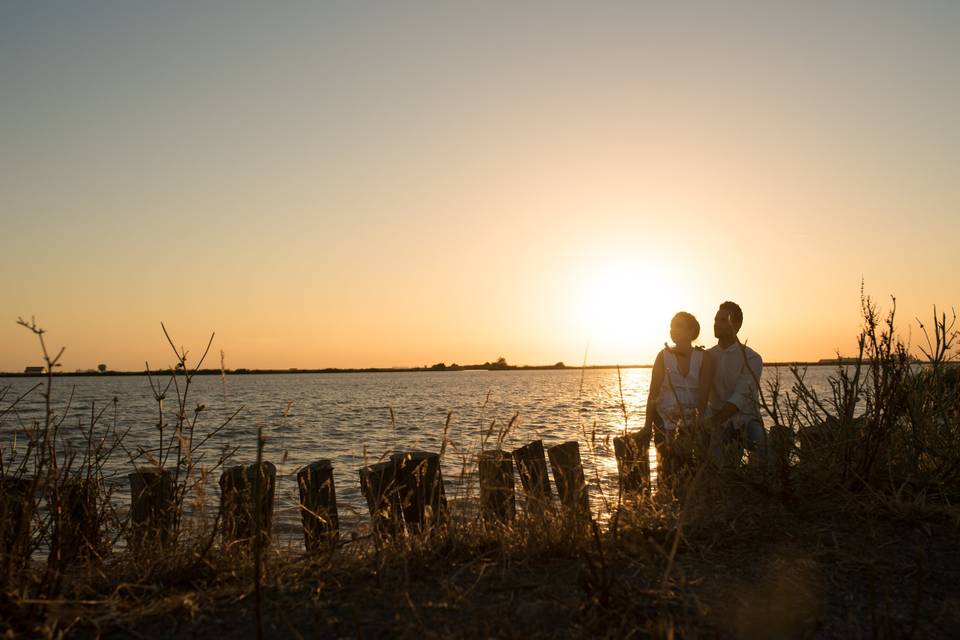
[707, 340, 762, 425]
[656, 348, 703, 431]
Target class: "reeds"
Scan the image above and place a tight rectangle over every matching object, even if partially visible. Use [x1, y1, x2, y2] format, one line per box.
[2, 319, 130, 604]
[758, 295, 960, 503]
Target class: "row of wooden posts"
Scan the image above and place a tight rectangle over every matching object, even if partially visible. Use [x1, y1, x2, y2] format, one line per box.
[2, 432, 651, 568]
[130, 433, 649, 550]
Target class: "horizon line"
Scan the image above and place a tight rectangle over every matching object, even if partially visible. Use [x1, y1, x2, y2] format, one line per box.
[0, 358, 868, 377]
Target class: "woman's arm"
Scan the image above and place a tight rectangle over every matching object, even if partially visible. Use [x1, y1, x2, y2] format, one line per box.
[644, 351, 665, 431]
[697, 350, 714, 415]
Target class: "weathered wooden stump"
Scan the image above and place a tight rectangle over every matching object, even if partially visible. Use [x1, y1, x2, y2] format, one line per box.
[512, 440, 553, 515]
[128, 467, 175, 549]
[1, 476, 34, 585]
[479, 449, 515, 523]
[392, 451, 447, 533]
[613, 431, 650, 496]
[547, 441, 590, 520]
[297, 460, 339, 551]
[359, 459, 402, 537]
[219, 461, 276, 550]
[59, 479, 100, 559]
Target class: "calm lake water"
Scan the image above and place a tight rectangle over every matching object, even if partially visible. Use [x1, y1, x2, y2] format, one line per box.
[0, 366, 836, 541]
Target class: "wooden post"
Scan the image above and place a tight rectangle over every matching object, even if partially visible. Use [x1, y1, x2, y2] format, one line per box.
[512, 440, 552, 515]
[59, 479, 100, 559]
[219, 462, 276, 550]
[547, 441, 590, 520]
[297, 460, 339, 551]
[0, 476, 34, 586]
[128, 467, 175, 549]
[359, 459, 401, 537]
[251, 461, 276, 550]
[479, 450, 515, 523]
[392, 451, 447, 533]
[219, 465, 246, 547]
[613, 431, 650, 497]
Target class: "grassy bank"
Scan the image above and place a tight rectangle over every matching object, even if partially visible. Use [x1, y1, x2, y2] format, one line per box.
[10, 472, 958, 638]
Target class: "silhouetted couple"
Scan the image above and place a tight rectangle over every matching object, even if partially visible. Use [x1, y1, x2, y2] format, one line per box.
[643, 301, 765, 479]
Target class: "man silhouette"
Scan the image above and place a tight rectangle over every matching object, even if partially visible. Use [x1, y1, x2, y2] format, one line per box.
[705, 301, 766, 464]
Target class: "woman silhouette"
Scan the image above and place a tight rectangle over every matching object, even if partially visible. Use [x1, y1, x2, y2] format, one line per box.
[643, 312, 714, 480]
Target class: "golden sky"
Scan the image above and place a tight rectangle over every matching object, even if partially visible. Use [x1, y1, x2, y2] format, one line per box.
[2, 3, 958, 371]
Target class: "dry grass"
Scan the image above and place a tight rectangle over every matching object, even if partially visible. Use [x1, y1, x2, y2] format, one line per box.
[16, 471, 953, 638]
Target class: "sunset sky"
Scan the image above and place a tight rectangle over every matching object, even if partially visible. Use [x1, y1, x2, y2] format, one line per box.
[2, 2, 958, 372]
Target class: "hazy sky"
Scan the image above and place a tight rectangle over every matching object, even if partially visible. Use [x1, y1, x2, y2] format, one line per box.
[2, 2, 958, 371]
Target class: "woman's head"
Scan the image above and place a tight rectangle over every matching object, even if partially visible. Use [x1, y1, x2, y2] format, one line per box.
[670, 311, 700, 345]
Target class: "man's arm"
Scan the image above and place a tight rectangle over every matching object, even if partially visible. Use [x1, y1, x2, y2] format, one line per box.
[709, 401, 739, 426]
[727, 347, 762, 415]
[709, 347, 762, 427]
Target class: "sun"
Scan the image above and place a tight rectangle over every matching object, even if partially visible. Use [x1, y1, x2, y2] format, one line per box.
[577, 260, 684, 361]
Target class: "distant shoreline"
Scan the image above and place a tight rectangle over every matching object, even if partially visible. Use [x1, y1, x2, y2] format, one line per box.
[0, 361, 856, 377]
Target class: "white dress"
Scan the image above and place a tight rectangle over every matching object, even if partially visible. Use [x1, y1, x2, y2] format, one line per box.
[656, 348, 703, 431]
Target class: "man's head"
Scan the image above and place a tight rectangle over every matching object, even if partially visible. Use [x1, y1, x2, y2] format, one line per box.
[714, 301, 743, 342]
